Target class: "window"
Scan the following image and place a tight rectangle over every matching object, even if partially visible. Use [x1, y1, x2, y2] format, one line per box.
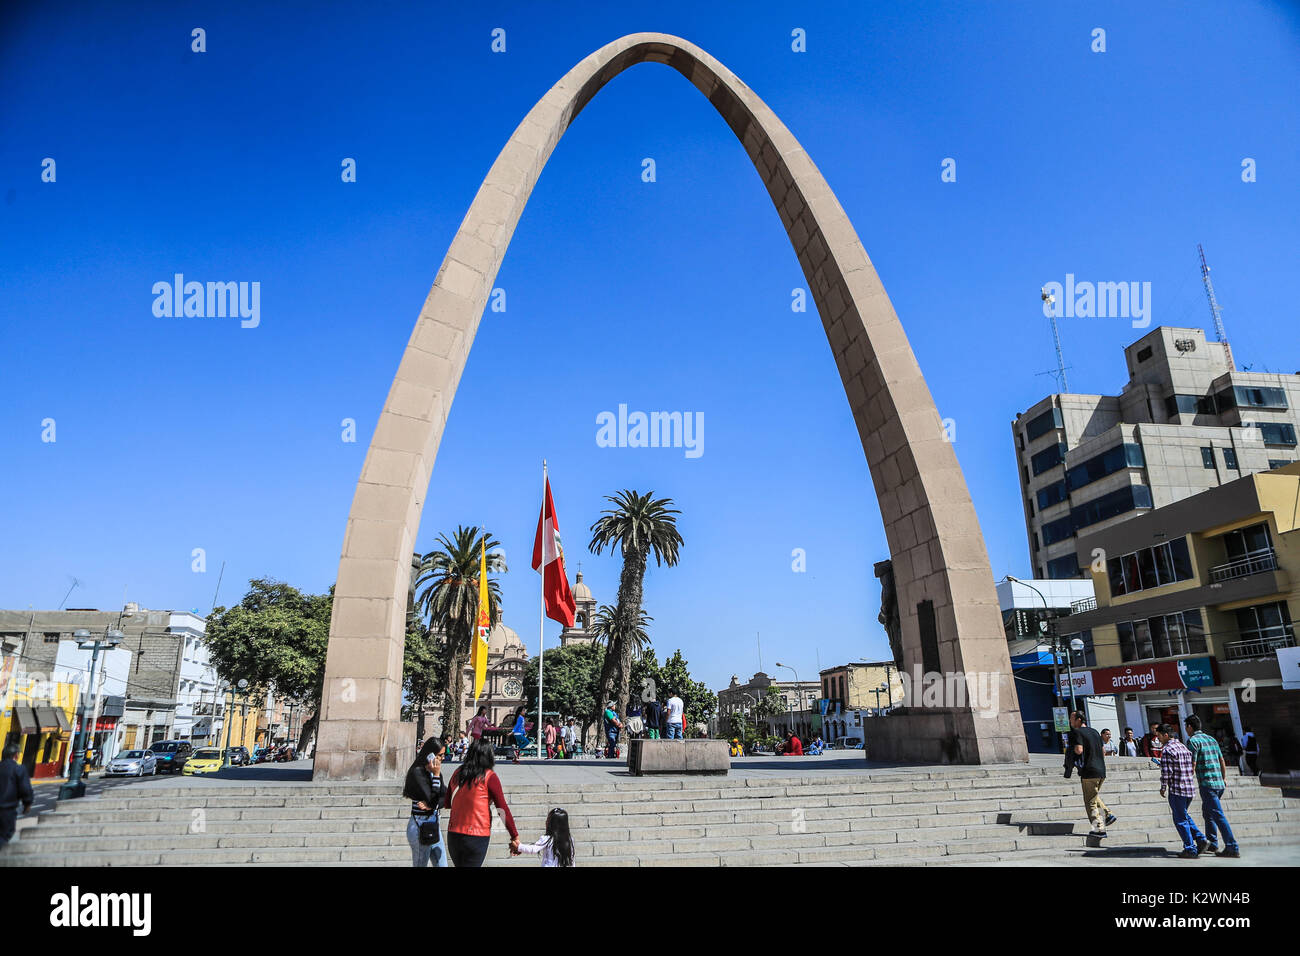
[1036, 480, 1068, 510]
[1046, 555, 1080, 579]
[1234, 386, 1288, 410]
[1269, 459, 1294, 469]
[1259, 422, 1297, 447]
[1223, 523, 1271, 562]
[1224, 447, 1239, 469]
[1042, 514, 1075, 546]
[1025, 407, 1064, 442]
[1106, 538, 1192, 596]
[1072, 484, 1153, 532]
[1236, 601, 1294, 645]
[1060, 630, 1096, 668]
[1065, 443, 1145, 492]
[1164, 394, 1201, 417]
[1136, 346, 1153, 362]
[1117, 610, 1206, 662]
[1031, 442, 1068, 476]
[1201, 447, 1216, 469]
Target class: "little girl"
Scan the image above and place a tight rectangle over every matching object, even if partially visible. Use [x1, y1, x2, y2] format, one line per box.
[512, 808, 576, 867]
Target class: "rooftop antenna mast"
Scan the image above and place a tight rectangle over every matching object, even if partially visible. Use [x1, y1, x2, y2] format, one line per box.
[1040, 287, 1069, 392]
[1198, 243, 1234, 370]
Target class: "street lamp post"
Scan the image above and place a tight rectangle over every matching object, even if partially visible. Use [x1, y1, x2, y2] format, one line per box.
[59, 626, 123, 800]
[1006, 576, 1064, 707]
[775, 663, 799, 738]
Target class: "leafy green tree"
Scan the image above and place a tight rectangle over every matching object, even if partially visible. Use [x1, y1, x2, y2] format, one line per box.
[205, 578, 331, 749]
[414, 526, 504, 738]
[628, 648, 716, 736]
[588, 490, 683, 727]
[402, 621, 444, 740]
[523, 642, 605, 748]
[755, 685, 785, 735]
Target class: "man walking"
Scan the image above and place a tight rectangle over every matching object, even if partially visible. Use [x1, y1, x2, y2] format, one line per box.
[1185, 715, 1240, 858]
[1, 743, 34, 846]
[1241, 726, 1259, 776]
[1064, 711, 1115, 838]
[1157, 723, 1207, 858]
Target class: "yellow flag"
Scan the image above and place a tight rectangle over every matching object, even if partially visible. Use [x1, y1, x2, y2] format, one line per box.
[472, 537, 491, 703]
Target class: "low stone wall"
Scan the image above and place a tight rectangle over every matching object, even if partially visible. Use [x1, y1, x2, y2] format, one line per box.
[627, 738, 730, 775]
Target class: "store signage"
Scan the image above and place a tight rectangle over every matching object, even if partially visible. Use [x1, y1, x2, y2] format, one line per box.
[1059, 657, 1217, 697]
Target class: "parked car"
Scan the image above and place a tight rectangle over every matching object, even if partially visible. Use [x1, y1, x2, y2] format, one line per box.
[830, 736, 865, 750]
[182, 748, 226, 775]
[150, 740, 193, 774]
[106, 749, 158, 776]
[226, 746, 250, 766]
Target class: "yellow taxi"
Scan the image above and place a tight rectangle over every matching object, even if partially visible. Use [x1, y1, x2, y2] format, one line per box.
[182, 748, 226, 775]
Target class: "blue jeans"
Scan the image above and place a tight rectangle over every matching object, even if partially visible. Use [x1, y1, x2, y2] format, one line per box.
[407, 814, 449, 867]
[605, 731, 618, 757]
[1169, 794, 1205, 852]
[666, 723, 683, 740]
[1200, 786, 1238, 851]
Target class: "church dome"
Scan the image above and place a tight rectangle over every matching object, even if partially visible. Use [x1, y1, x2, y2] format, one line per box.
[488, 620, 524, 656]
[572, 570, 594, 603]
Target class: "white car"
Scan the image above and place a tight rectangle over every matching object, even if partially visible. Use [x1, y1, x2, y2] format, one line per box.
[106, 749, 158, 776]
[830, 736, 865, 750]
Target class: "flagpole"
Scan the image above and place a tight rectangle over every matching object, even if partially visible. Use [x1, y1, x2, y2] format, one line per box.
[539, 459, 547, 759]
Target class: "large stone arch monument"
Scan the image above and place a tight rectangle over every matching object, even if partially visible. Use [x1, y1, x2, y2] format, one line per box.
[313, 33, 1028, 779]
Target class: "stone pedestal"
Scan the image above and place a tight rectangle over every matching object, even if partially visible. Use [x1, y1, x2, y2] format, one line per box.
[627, 738, 730, 775]
[863, 709, 1028, 765]
[312, 717, 415, 781]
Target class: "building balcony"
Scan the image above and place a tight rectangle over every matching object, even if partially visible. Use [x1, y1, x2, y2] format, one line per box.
[1222, 632, 1296, 662]
[1070, 597, 1098, 614]
[1209, 551, 1278, 584]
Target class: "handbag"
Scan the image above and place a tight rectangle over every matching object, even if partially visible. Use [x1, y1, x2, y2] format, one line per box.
[417, 817, 441, 846]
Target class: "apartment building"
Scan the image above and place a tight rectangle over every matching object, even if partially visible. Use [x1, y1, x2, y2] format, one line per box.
[1013, 327, 1300, 580]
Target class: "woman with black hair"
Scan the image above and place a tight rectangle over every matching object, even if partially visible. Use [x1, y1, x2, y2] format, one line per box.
[510, 706, 528, 764]
[443, 737, 519, 866]
[402, 736, 449, 867]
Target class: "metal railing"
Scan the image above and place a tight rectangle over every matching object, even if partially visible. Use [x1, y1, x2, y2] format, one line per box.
[1209, 551, 1278, 584]
[1223, 632, 1296, 661]
[1070, 597, 1097, 614]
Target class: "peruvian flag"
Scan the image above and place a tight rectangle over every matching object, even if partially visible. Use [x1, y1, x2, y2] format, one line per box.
[532, 474, 577, 627]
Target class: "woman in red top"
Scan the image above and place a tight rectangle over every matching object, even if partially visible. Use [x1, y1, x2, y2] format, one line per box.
[443, 737, 519, 867]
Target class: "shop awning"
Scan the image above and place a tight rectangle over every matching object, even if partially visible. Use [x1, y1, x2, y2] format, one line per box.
[34, 705, 64, 733]
[11, 704, 40, 734]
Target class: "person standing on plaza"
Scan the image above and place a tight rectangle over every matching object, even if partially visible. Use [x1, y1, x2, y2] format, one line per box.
[642, 697, 661, 740]
[0, 743, 34, 846]
[402, 736, 449, 867]
[665, 691, 685, 741]
[444, 738, 520, 867]
[1139, 722, 1162, 759]
[1241, 726, 1259, 776]
[1101, 728, 1118, 757]
[544, 720, 556, 759]
[562, 718, 576, 756]
[1156, 723, 1207, 858]
[602, 701, 622, 758]
[1120, 727, 1140, 757]
[1064, 711, 1115, 839]
[1185, 715, 1240, 858]
[509, 706, 528, 764]
[468, 705, 490, 743]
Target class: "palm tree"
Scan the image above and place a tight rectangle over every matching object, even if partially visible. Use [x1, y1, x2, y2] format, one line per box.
[414, 525, 505, 738]
[589, 603, 653, 661]
[588, 490, 683, 723]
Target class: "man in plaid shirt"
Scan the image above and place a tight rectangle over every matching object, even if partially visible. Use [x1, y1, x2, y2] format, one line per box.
[1156, 723, 1207, 858]
[1185, 715, 1240, 858]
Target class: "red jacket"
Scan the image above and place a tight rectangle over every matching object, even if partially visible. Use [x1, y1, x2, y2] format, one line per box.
[444, 767, 518, 839]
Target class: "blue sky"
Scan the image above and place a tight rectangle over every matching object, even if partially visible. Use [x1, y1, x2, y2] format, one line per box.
[2, 1, 1298, 692]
